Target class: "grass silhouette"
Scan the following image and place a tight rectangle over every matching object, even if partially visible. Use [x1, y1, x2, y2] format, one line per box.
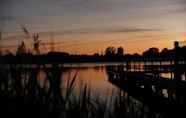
[0, 64, 162, 118]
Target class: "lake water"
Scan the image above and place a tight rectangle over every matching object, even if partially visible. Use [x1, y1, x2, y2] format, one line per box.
[2, 62, 186, 117]
[3, 62, 186, 98]
[36, 62, 186, 102]
[37, 63, 122, 99]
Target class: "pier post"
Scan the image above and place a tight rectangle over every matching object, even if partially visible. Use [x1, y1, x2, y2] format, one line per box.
[126, 60, 130, 72]
[174, 41, 181, 81]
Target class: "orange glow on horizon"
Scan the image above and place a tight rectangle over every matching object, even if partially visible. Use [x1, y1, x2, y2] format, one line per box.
[1, 31, 185, 55]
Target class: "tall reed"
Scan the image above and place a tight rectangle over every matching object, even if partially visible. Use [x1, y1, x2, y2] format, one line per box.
[0, 64, 162, 118]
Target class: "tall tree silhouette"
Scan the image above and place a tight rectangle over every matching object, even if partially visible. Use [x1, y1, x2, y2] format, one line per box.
[143, 47, 159, 58]
[117, 47, 124, 56]
[105, 47, 116, 56]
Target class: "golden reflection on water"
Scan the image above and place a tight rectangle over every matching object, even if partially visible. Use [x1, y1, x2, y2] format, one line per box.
[36, 63, 186, 101]
[160, 73, 174, 79]
[37, 70, 50, 90]
[61, 67, 119, 98]
[37, 66, 119, 98]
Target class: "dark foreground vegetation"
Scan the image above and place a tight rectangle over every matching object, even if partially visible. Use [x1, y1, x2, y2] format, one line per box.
[1, 42, 186, 64]
[0, 64, 162, 118]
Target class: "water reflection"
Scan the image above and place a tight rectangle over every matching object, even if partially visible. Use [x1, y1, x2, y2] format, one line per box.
[2, 63, 183, 118]
[59, 66, 118, 98]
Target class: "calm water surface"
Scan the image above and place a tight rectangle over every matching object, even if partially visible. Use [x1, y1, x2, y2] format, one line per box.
[36, 62, 186, 98]
[4, 62, 186, 117]
[38, 63, 121, 98]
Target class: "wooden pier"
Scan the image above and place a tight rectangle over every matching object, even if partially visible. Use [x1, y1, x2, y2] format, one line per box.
[106, 62, 186, 117]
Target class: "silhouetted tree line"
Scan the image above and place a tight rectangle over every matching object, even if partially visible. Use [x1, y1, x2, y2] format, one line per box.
[1, 45, 186, 64]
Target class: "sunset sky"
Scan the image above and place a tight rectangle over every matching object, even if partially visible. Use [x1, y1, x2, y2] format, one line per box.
[0, 0, 186, 54]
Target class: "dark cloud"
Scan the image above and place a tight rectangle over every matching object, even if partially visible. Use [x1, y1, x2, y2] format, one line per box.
[37, 27, 162, 37]
[3, 27, 163, 40]
[0, 16, 16, 22]
[104, 28, 162, 33]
